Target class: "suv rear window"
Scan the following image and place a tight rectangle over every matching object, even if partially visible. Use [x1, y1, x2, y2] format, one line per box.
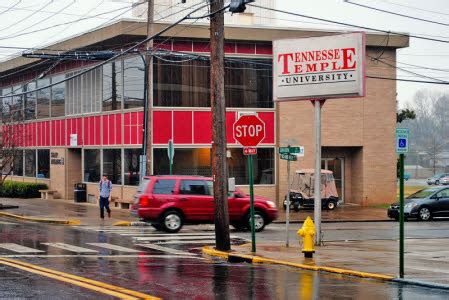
[153, 179, 176, 195]
[180, 180, 207, 195]
[136, 178, 151, 195]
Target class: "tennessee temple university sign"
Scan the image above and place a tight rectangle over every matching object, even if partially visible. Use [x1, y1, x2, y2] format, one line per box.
[273, 32, 366, 100]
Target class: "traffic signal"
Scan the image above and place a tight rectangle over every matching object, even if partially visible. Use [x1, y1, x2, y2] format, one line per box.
[229, 0, 254, 13]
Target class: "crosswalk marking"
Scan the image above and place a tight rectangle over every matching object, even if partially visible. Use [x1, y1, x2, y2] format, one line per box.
[86, 243, 140, 253]
[42, 243, 98, 254]
[156, 240, 216, 245]
[134, 235, 239, 241]
[120, 233, 216, 237]
[0, 243, 44, 253]
[135, 244, 196, 256]
[0, 221, 16, 225]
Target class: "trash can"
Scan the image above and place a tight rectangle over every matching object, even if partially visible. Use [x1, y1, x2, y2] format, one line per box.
[74, 183, 87, 203]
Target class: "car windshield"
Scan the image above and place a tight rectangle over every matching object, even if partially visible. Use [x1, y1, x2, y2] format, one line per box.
[407, 189, 437, 199]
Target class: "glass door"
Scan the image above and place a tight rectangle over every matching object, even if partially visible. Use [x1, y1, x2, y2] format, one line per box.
[321, 158, 344, 203]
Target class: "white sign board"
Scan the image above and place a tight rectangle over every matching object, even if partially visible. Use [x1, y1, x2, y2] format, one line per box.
[70, 134, 78, 146]
[296, 146, 305, 157]
[396, 128, 409, 154]
[273, 32, 366, 100]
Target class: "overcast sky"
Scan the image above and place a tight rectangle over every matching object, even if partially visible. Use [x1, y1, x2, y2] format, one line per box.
[0, 0, 447, 107]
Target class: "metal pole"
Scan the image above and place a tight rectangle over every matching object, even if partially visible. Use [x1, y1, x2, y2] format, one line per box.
[145, 0, 154, 176]
[399, 153, 405, 278]
[286, 146, 290, 247]
[140, 53, 148, 180]
[210, 0, 230, 251]
[249, 154, 256, 253]
[314, 100, 322, 246]
[169, 157, 173, 175]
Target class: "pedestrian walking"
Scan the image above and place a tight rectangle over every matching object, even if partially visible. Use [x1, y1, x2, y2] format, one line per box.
[99, 175, 112, 219]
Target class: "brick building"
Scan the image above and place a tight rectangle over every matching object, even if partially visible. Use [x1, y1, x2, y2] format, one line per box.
[0, 20, 408, 208]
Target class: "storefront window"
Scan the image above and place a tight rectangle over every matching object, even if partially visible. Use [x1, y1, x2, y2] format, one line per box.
[2, 87, 12, 121]
[153, 148, 211, 176]
[37, 78, 50, 119]
[153, 56, 273, 108]
[51, 74, 65, 117]
[37, 149, 50, 178]
[124, 56, 144, 109]
[103, 61, 122, 111]
[103, 149, 121, 184]
[24, 150, 36, 177]
[24, 81, 36, 120]
[84, 149, 100, 182]
[153, 147, 274, 184]
[124, 148, 141, 186]
[13, 150, 23, 176]
[12, 85, 23, 122]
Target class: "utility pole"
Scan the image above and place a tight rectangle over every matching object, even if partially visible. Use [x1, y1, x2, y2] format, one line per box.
[210, 0, 230, 251]
[144, 0, 154, 176]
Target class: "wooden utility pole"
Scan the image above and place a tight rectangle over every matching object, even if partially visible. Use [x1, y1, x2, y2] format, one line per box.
[210, 0, 230, 251]
[144, 0, 154, 176]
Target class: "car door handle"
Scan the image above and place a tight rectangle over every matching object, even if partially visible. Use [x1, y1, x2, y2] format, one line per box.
[180, 197, 188, 201]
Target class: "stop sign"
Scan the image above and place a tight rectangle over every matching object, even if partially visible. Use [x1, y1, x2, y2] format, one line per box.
[233, 115, 266, 147]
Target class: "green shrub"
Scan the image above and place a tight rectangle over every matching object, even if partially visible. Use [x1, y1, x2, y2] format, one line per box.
[0, 181, 48, 198]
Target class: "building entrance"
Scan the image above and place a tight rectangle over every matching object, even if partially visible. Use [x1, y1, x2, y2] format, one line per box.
[66, 148, 82, 199]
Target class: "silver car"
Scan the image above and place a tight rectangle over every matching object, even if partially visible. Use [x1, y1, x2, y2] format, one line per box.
[427, 173, 449, 185]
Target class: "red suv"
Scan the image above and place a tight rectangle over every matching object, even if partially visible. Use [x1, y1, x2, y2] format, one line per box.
[131, 175, 278, 233]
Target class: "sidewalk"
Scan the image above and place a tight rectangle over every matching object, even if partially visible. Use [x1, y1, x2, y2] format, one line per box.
[0, 197, 135, 226]
[275, 204, 389, 223]
[208, 238, 449, 286]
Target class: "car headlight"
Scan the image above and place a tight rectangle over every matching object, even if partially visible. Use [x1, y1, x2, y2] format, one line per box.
[266, 201, 276, 208]
[405, 203, 418, 209]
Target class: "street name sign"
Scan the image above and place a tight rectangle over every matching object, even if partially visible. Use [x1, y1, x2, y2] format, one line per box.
[396, 128, 409, 154]
[280, 153, 297, 161]
[279, 146, 304, 156]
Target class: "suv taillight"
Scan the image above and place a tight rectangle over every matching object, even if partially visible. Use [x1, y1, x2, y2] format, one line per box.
[139, 196, 150, 207]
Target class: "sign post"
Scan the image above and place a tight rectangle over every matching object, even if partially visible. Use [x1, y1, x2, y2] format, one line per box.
[233, 114, 266, 253]
[273, 33, 366, 246]
[279, 145, 304, 247]
[167, 139, 174, 175]
[396, 128, 409, 278]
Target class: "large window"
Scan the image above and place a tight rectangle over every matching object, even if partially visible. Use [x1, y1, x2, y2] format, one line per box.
[2, 87, 12, 121]
[37, 149, 50, 178]
[103, 149, 121, 184]
[24, 150, 36, 177]
[12, 85, 23, 121]
[51, 74, 65, 117]
[103, 61, 122, 111]
[13, 150, 23, 176]
[81, 68, 102, 114]
[24, 82, 36, 120]
[37, 78, 50, 119]
[84, 149, 100, 182]
[124, 56, 144, 109]
[153, 147, 274, 185]
[153, 56, 273, 108]
[124, 148, 141, 186]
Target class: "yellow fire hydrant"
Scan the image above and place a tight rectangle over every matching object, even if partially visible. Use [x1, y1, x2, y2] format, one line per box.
[298, 216, 315, 258]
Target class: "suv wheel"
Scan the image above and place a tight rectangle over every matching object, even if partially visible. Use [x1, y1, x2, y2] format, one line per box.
[245, 211, 267, 232]
[418, 207, 432, 221]
[161, 210, 183, 233]
[327, 201, 336, 210]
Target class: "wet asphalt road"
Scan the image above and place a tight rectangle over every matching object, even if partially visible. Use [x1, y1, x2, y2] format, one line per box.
[1, 220, 449, 299]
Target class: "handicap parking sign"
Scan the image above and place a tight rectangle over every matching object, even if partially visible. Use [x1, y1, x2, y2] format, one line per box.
[396, 129, 409, 154]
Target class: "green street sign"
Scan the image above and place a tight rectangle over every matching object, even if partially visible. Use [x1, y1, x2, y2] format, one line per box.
[279, 146, 304, 156]
[280, 153, 297, 161]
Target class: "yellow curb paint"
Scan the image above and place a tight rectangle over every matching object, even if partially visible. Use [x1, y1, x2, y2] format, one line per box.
[0, 211, 79, 225]
[202, 246, 394, 281]
[0, 258, 160, 300]
[113, 221, 131, 226]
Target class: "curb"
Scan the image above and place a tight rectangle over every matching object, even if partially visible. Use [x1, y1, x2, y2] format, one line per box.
[202, 246, 394, 281]
[112, 221, 151, 227]
[0, 211, 80, 225]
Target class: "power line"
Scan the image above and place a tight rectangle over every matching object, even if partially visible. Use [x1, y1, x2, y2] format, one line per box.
[248, 3, 449, 44]
[366, 75, 449, 85]
[0, 2, 212, 99]
[0, 0, 53, 33]
[374, 0, 449, 17]
[344, 0, 449, 27]
[0, 0, 22, 16]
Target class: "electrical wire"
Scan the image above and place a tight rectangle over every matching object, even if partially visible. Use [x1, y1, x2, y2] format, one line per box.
[0, 2, 213, 99]
[344, 0, 449, 27]
[247, 3, 449, 44]
[0, 0, 54, 33]
[373, 0, 449, 17]
[0, 0, 22, 16]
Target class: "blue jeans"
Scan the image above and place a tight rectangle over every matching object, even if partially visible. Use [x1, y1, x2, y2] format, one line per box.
[99, 196, 111, 219]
